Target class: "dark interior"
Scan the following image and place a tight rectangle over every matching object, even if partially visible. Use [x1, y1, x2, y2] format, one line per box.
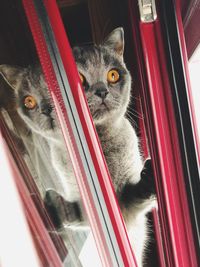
[0, 0, 141, 71]
[0, 0, 195, 64]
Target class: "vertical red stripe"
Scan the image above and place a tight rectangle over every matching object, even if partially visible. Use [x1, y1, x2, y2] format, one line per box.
[22, 0, 138, 266]
[139, 18, 198, 267]
[175, 1, 200, 163]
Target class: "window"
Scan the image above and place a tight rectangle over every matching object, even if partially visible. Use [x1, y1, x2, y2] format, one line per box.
[0, 1, 199, 267]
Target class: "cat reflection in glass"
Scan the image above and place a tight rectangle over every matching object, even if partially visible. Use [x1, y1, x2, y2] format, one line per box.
[0, 28, 156, 266]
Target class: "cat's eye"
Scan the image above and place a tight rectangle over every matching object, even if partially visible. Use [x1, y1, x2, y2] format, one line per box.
[107, 69, 120, 83]
[79, 72, 86, 85]
[24, 95, 37, 110]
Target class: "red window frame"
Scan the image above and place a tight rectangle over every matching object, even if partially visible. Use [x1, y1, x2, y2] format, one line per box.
[128, 0, 199, 266]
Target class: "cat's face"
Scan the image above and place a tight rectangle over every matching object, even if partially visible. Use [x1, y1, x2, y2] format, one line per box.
[0, 28, 131, 135]
[0, 65, 57, 137]
[73, 28, 131, 124]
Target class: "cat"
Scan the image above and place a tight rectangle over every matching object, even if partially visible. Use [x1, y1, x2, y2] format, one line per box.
[0, 64, 83, 205]
[73, 28, 156, 265]
[0, 28, 156, 266]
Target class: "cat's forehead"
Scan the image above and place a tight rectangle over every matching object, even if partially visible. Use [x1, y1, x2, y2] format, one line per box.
[74, 45, 122, 69]
[17, 69, 49, 99]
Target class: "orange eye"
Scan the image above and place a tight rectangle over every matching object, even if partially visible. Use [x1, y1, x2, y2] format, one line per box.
[79, 72, 85, 85]
[24, 95, 37, 110]
[107, 69, 120, 83]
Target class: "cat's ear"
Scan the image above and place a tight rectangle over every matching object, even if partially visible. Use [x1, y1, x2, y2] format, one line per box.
[0, 65, 23, 91]
[103, 27, 124, 56]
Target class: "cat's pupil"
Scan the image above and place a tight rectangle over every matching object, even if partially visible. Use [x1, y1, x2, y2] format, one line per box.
[24, 95, 37, 110]
[107, 69, 120, 83]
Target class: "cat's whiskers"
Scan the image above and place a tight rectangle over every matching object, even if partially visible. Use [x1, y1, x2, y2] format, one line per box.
[130, 94, 142, 102]
[125, 113, 138, 129]
[126, 108, 144, 120]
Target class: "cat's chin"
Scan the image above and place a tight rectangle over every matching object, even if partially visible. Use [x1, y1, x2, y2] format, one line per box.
[92, 109, 110, 124]
[93, 112, 117, 125]
[92, 106, 124, 125]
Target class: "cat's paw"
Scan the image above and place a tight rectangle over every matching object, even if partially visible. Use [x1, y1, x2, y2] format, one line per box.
[44, 189, 83, 231]
[120, 159, 156, 206]
[120, 160, 155, 207]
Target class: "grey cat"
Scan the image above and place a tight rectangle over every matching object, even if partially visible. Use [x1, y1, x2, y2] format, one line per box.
[0, 28, 156, 266]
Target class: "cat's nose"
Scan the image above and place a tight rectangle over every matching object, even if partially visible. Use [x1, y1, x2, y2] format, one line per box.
[95, 88, 109, 99]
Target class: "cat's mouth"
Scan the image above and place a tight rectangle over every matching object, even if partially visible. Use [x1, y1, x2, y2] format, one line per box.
[97, 100, 111, 112]
[99, 102, 109, 109]
[91, 101, 110, 119]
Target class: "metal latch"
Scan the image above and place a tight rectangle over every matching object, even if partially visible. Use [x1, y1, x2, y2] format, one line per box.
[138, 0, 157, 23]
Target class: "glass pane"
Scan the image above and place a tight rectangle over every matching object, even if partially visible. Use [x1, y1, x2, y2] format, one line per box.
[0, 1, 101, 266]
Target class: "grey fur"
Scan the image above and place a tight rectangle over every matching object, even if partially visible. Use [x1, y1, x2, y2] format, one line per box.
[0, 28, 156, 266]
